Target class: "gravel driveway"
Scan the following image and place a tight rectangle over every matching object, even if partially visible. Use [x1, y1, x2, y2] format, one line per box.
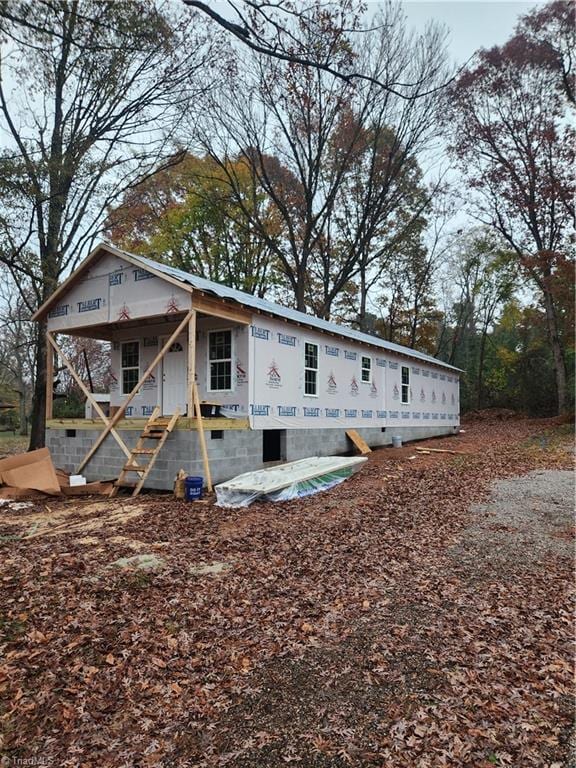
[452, 468, 574, 574]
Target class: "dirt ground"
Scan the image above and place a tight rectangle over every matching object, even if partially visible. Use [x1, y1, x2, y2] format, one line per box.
[0, 417, 573, 768]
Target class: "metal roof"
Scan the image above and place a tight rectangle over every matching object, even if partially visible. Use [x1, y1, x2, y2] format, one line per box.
[119, 248, 462, 373]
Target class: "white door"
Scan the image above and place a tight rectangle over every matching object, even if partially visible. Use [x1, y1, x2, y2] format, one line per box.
[161, 337, 187, 415]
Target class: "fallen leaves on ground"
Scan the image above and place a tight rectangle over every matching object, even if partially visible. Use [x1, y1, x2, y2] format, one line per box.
[0, 417, 573, 767]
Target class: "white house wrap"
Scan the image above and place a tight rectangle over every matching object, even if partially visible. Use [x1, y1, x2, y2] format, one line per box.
[34, 242, 462, 489]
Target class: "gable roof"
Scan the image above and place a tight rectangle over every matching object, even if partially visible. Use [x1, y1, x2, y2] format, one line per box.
[33, 241, 462, 373]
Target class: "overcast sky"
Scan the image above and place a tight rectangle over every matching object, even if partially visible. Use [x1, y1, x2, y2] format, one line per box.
[401, 1, 542, 65]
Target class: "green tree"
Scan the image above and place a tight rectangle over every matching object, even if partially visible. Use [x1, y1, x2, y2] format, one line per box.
[107, 154, 279, 297]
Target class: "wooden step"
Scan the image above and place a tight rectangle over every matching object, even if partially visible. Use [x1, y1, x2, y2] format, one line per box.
[123, 464, 146, 473]
[140, 431, 164, 439]
[131, 448, 156, 455]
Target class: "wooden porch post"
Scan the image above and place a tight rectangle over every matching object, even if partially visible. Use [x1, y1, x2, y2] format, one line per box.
[45, 333, 54, 421]
[187, 310, 196, 418]
[76, 310, 194, 473]
[186, 311, 213, 492]
[193, 381, 213, 492]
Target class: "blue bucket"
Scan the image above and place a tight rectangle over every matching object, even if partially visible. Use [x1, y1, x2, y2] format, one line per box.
[184, 476, 203, 501]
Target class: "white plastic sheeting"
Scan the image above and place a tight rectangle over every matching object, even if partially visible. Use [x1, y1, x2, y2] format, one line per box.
[215, 456, 367, 508]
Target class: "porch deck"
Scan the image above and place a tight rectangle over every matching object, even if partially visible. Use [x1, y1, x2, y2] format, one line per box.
[46, 417, 250, 431]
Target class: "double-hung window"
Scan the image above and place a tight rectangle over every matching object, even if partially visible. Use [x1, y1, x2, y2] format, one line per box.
[208, 329, 232, 391]
[401, 365, 410, 404]
[304, 342, 319, 396]
[121, 341, 140, 395]
[361, 356, 372, 383]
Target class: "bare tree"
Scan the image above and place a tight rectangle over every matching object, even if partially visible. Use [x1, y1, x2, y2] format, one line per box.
[196, 1, 449, 318]
[0, 0, 215, 447]
[184, 0, 460, 99]
[446, 8, 575, 413]
[0, 280, 36, 435]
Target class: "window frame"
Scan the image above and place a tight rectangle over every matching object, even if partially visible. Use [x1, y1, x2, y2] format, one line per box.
[361, 355, 372, 384]
[401, 365, 410, 404]
[207, 328, 234, 393]
[303, 340, 319, 398]
[121, 340, 140, 395]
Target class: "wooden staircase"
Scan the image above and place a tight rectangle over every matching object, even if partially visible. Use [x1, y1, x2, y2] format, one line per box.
[110, 406, 180, 498]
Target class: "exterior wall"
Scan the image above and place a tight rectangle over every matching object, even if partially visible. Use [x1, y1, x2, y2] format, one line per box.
[44, 250, 460, 430]
[196, 317, 249, 416]
[105, 319, 250, 418]
[383, 355, 460, 429]
[108, 321, 180, 417]
[248, 315, 460, 430]
[47, 252, 191, 332]
[46, 423, 458, 490]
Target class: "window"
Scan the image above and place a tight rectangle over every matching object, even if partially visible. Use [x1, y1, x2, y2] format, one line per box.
[401, 365, 410, 404]
[208, 329, 232, 391]
[304, 342, 319, 396]
[361, 356, 372, 383]
[121, 341, 139, 395]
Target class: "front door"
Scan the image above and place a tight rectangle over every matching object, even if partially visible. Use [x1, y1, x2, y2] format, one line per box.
[161, 336, 187, 415]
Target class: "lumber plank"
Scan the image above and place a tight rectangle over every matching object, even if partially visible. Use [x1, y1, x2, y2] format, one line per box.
[346, 429, 372, 455]
[193, 381, 213, 492]
[47, 333, 133, 462]
[45, 336, 54, 421]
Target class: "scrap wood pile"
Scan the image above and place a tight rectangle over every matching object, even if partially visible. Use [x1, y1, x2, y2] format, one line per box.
[0, 447, 112, 500]
[0, 417, 573, 767]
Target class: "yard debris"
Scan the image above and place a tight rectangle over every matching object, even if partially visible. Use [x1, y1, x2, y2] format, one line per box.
[0, 447, 61, 494]
[109, 553, 165, 571]
[0, 450, 111, 498]
[0, 499, 33, 510]
[189, 561, 232, 576]
[415, 446, 468, 455]
[173, 468, 187, 499]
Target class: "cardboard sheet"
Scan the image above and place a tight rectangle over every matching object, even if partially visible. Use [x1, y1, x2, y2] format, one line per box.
[0, 448, 61, 495]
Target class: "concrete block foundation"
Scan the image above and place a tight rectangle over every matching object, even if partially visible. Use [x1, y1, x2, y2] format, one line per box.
[46, 424, 458, 491]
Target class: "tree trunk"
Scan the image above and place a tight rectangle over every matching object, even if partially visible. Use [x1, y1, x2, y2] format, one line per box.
[477, 325, 489, 410]
[28, 321, 47, 450]
[18, 385, 27, 436]
[358, 267, 368, 331]
[541, 285, 567, 414]
[295, 273, 307, 313]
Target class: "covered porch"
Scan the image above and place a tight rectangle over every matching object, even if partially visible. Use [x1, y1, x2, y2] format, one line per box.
[45, 299, 252, 491]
